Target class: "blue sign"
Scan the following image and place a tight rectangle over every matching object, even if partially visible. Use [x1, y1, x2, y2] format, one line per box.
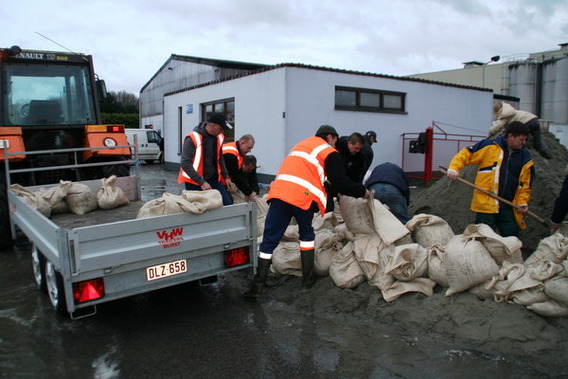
[186, 104, 193, 114]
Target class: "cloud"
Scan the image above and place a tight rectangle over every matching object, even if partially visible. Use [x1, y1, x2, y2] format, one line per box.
[2, 0, 566, 94]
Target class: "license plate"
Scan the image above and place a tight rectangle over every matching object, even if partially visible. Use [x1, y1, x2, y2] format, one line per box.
[146, 259, 187, 281]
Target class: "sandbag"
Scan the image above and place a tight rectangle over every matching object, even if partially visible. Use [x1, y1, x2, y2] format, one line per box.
[527, 300, 568, 317]
[544, 276, 568, 305]
[97, 175, 129, 210]
[314, 229, 342, 277]
[368, 198, 409, 245]
[369, 244, 395, 291]
[529, 260, 565, 282]
[510, 287, 550, 306]
[36, 180, 72, 214]
[281, 224, 299, 241]
[313, 212, 336, 232]
[65, 181, 98, 215]
[386, 243, 428, 282]
[180, 190, 223, 212]
[427, 244, 448, 287]
[381, 278, 437, 302]
[137, 193, 194, 218]
[254, 197, 269, 218]
[230, 188, 246, 204]
[256, 215, 266, 237]
[406, 214, 454, 249]
[271, 241, 301, 277]
[329, 241, 366, 289]
[468, 280, 496, 301]
[352, 235, 385, 281]
[462, 223, 523, 265]
[10, 184, 51, 217]
[334, 223, 356, 242]
[338, 196, 376, 235]
[524, 233, 568, 268]
[486, 261, 527, 303]
[444, 234, 499, 296]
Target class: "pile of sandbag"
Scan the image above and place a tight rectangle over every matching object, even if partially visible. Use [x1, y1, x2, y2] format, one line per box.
[9, 175, 129, 216]
[136, 189, 223, 218]
[259, 194, 568, 317]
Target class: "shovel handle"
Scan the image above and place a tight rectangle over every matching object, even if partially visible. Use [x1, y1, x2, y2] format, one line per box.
[439, 166, 548, 226]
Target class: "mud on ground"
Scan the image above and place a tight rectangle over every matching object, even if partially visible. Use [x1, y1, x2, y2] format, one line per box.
[245, 131, 568, 376]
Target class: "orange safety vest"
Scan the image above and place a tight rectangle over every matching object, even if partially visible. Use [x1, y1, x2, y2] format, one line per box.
[178, 131, 225, 185]
[222, 142, 244, 169]
[267, 136, 336, 216]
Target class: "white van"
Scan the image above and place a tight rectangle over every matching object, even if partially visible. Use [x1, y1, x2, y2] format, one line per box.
[125, 129, 163, 164]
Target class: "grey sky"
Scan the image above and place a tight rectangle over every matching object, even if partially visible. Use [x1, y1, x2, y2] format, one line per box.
[3, 0, 567, 94]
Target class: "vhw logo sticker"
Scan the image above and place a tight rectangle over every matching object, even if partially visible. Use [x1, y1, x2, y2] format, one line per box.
[156, 227, 184, 248]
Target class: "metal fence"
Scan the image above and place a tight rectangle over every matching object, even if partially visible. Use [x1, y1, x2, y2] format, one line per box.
[402, 124, 485, 183]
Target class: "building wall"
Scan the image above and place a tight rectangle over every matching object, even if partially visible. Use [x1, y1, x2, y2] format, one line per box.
[409, 64, 503, 94]
[284, 67, 492, 172]
[163, 69, 288, 175]
[163, 66, 492, 179]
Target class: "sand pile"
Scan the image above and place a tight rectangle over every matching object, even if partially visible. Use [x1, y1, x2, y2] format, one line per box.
[410, 131, 568, 253]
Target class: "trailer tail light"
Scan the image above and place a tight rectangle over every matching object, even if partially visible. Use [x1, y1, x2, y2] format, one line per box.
[224, 247, 250, 268]
[73, 278, 105, 303]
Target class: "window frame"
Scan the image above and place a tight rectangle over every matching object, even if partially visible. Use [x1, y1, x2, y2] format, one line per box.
[201, 98, 235, 142]
[335, 86, 406, 114]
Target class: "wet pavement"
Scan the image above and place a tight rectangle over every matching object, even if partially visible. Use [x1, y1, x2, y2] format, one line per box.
[0, 163, 554, 378]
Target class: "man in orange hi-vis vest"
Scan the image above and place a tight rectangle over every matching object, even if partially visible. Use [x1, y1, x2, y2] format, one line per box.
[222, 134, 256, 201]
[249, 125, 370, 296]
[178, 112, 234, 205]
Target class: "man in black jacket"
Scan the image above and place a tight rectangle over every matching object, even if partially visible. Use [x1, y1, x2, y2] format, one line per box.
[551, 173, 568, 232]
[335, 132, 366, 183]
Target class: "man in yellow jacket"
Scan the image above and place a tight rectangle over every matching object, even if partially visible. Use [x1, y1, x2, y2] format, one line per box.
[447, 121, 534, 237]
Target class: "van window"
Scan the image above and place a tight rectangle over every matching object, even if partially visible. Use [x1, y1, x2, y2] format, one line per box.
[147, 131, 163, 148]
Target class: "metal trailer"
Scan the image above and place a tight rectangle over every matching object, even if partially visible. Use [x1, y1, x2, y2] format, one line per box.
[6, 151, 256, 319]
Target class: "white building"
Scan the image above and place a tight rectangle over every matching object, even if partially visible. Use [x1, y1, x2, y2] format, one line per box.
[161, 63, 493, 182]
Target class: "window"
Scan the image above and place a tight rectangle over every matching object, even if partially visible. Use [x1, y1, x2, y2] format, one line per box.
[335, 86, 406, 113]
[202, 98, 235, 142]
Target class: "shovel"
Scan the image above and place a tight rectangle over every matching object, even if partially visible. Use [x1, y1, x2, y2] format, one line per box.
[439, 166, 548, 226]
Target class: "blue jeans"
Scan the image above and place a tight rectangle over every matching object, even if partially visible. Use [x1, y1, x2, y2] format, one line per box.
[184, 179, 233, 206]
[369, 183, 410, 224]
[260, 198, 315, 255]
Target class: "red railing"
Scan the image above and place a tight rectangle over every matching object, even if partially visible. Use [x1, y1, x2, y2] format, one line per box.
[402, 122, 485, 183]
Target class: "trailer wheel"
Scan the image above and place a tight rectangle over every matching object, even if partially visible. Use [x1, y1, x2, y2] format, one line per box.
[31, 245, 47, 293]
[45, 261, 67, 315]
[0, 168, 12, 249]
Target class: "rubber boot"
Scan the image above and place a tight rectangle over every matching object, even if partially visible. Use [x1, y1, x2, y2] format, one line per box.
[300, 249, 316, 288]
[245, 257, 271, 298]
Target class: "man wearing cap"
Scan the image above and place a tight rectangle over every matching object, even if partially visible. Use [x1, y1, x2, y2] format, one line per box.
[178, 112, 234, 205]
[222, 134, 257, 201]
[361, 130, 377, 176]
[249, 124, 370, 295]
